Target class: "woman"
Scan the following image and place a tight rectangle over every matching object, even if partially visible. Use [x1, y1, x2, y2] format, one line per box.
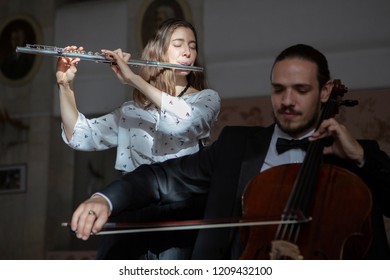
[56, 19, 220, 259]
[56, 19, 220, 173]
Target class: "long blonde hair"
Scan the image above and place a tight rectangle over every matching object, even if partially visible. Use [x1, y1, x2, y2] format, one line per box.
[133, 18, 206, 108]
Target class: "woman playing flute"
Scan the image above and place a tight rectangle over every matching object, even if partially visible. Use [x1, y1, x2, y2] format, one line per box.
[56, 18, 220, 259]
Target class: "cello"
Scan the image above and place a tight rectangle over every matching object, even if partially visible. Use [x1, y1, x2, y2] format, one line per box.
[240, 80, 373, 259]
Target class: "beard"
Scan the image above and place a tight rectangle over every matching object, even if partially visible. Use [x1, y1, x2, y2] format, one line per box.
[274, 105, 320, 137]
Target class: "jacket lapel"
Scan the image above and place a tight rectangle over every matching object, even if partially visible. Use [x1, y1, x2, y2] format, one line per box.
[235, 124, 275, 207]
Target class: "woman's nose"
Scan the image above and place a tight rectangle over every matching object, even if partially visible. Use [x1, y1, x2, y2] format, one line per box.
[182, 45, 191, 57]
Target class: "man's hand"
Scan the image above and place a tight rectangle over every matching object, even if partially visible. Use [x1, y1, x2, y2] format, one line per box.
[70, 195, 111, 240]
[310, 118, 364, 165]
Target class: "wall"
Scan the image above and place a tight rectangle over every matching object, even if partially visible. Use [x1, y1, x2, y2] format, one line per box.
[0, 0, 389, 259]
[0, 0, 57, 259]
[203, 0, 390, 98]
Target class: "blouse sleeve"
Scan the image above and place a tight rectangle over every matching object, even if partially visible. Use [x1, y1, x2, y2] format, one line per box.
[156, 89, 220, 142]
[61, 109, 121, 151]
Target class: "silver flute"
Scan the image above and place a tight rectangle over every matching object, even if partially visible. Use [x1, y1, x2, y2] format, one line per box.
[16, 44, 203, 72]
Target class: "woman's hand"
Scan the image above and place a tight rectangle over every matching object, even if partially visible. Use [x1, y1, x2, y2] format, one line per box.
[56, 46, 82, 85]
[70, 195, 111, 240]
[102, 48, 163, 108]
[101, 48, 135, 85]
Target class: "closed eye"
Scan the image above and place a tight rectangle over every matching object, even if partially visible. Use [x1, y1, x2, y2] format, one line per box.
[294, 85, 312, 94]
[272, 84, 284, 93]
[172, 39, 197, 50]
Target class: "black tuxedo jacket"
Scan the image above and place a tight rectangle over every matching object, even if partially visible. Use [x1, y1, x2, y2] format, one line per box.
[101, 125, 390, 259]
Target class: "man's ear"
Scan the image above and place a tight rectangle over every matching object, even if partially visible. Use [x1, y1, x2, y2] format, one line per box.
[320, 80, 334, 103]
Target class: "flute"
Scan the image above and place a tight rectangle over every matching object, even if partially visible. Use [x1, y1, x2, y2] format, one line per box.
[15, 44, 203, 72]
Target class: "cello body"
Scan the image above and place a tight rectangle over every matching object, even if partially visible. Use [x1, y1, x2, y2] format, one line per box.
[240, 163, 372, 260]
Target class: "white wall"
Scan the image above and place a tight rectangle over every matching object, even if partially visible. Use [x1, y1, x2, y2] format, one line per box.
[53, 0, 129, 116]
[203, 0, 390, 98]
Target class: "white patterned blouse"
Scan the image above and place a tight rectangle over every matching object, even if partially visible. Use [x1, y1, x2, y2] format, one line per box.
[62, 89, 220, 172]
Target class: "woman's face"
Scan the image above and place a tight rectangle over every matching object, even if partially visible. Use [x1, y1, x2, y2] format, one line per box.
[166, 27, 197, 74]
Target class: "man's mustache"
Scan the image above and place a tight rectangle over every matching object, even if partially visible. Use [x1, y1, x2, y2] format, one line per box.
[277, 106, 301, 115]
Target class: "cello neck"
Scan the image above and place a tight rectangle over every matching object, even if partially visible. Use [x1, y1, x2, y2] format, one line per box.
[282, 79, 348, 218]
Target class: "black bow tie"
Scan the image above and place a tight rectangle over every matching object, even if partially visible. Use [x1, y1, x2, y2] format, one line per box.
[276, 137, 309, 154]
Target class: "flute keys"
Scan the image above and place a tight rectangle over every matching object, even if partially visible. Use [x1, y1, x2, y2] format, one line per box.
[16, 44, 204, 72]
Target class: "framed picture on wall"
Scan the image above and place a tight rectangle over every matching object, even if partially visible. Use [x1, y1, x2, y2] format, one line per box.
[0, 15, 43, 86]
[0, 164, 27, 194]
[136, 0, 193, 51]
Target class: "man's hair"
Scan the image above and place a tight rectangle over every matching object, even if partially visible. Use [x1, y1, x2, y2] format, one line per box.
[271, 44, 331, 89]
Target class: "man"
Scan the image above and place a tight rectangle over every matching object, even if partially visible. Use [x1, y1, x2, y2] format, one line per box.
[70, 44, 390, 259]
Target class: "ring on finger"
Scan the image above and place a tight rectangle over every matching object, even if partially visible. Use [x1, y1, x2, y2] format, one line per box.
[88, 210, 96, 216]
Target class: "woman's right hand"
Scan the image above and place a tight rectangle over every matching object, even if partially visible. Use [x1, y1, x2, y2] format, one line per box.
[101, 48, 135, 85]
[56, 45, 82, 85]
[102, 48, 163, 107]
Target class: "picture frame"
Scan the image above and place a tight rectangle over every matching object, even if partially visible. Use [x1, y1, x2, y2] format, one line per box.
[136, 0, 193, 51]
[0, 14, 43, 86]
[0, 164, 27, 194]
